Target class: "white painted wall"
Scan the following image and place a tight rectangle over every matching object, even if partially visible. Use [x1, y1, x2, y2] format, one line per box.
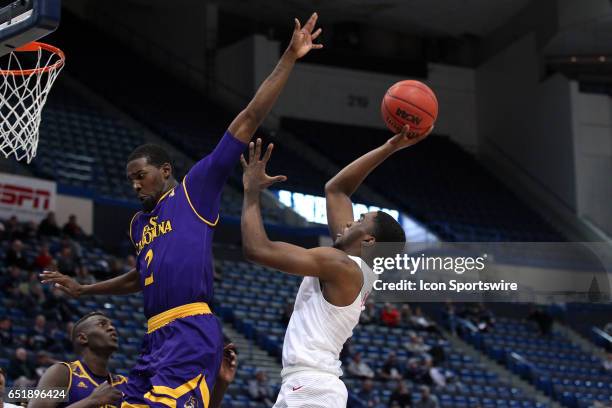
[570, 82, 612, 236]
[56, 195, 94, 235]
[476, 33, 577, 209]
[215, 35, 479, 149]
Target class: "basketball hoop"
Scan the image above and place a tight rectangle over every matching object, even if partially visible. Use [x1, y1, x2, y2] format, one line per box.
[0, 42, 64, 163]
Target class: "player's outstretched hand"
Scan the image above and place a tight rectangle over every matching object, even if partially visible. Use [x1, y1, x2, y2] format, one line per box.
[88, 381, 123, 406]
[287, 12, 323, 59]
[241, 138, 287, 193]
[39, 270, 84, 298]
[218, 343, 238, 384]
[386, 124, 434, 151]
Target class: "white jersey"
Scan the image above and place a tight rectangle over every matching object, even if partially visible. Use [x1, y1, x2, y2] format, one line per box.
[280, 255, 377, 378]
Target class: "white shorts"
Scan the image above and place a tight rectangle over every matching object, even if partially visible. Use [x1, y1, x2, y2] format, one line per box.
[272, 370, 348, 408]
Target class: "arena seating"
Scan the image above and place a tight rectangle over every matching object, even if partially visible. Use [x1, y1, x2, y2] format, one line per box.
[49, 12, 333, 199]
[283, 118, 565, 243]
[213, 259, 548, 408]
[454, 315, 612, 408]
[0, 222, 551, 408]
[47, 12, 568, 242]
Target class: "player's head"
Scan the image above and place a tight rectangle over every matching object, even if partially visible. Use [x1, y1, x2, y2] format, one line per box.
[126, 144, 175, 212]
[72, 312, 118, 357]
[333, 211, 406, 255]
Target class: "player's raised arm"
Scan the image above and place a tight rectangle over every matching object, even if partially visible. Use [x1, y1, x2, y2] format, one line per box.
[240, 139, 358, 283]
[40, 268, 141, 297]
[324, 124, 433, 238]
[228, 12, 323, 143]
[184, 13, 323, 225]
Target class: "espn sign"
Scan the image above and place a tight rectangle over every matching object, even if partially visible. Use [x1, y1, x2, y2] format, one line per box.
[0, 173, 56, 223]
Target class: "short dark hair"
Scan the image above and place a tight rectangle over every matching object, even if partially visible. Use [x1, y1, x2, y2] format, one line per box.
[72, 312, 107, 352]
[372, 211, 406, 245]
[127, 143, 172, 168]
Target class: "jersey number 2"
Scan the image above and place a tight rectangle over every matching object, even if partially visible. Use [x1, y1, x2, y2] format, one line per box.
[144, 249, 154, 286]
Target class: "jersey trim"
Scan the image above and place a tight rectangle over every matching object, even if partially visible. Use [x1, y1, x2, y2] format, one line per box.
[128, 211, 142, 248]
[59, 362, 73, 392]
[182, 177, 220, 227]
[147, 302, 212, 334]
[73, 360, 100, 386]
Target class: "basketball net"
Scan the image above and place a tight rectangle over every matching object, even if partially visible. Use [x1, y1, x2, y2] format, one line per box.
[0, 42, 64, 163]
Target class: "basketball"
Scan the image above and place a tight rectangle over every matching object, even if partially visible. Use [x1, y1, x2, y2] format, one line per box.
[381, 80, 438, 137]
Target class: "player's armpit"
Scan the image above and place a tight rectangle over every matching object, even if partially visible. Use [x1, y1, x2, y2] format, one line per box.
[27, 363, 70, 408]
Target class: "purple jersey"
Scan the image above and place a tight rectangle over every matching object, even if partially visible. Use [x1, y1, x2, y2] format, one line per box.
[58, 360, 127, 408]
[129, 131, 245, 318]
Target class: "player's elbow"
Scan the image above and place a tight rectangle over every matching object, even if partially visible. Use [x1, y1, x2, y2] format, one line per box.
[242, 243, 262, 264]
[324, 179, 340, 194]
[242, 242, 272, 266]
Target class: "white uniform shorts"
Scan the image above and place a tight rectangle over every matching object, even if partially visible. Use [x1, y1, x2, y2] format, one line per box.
[272, 370, 348, 408]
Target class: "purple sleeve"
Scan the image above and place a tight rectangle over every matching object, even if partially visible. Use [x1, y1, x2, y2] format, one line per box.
[183, 130, 247, 224]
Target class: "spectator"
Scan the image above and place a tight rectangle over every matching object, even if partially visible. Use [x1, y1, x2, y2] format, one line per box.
[29, 315, 52, 351]
[0, 367, 23, 408]
[56, 246, 77, 276]
[37, 212, 60, 237]
[399, 304, 413, 328]
[75, 266, 96, 285]
[5, 216, 22, 240]
[414, 386, 439, 408]
[379, 352, 403, 381]
[62, 214, 85, 239]
[423, 359, 446, 388]
[280, 300, 293, 327]
[389, 380, 412, 408]
[464, 303, 494, 332]
[527, 306, 553, 336]
[360, 300, 377, 325]
[42, 288, 76, 323]
[357, 378, 382, 408]
[7, 348, 35, 386]
[21, 275, 46, 315]
[347, 352, 375, 379]
[0, 316, 13, 346]
[404, 359, 429, 384]
[5, 240, 28, 269]
[33, 243, 53, 270]
[247, 370, 274, 406]
[50, 321, 74, 354]
[22, 221, 38, 240]
[60, 236, 83, 260]
[381, 303, 401, 327]
[603, 352, 612, 372]
[411, 307, 438, 333]
[1, 266, 24, 299]
[404, 333, 431, 359]
[34, 351, 57, 380]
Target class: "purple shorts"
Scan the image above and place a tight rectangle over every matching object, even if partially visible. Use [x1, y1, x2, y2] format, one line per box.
[119, 313, 223, 408]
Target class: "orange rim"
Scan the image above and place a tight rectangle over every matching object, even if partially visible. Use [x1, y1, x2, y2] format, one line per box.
[0, 42, 65, 76]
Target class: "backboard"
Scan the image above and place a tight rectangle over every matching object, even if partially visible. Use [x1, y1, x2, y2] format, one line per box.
[0, 0, 60, 56]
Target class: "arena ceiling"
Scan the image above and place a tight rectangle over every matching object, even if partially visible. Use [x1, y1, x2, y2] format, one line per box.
[218, 0, 533, 37]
